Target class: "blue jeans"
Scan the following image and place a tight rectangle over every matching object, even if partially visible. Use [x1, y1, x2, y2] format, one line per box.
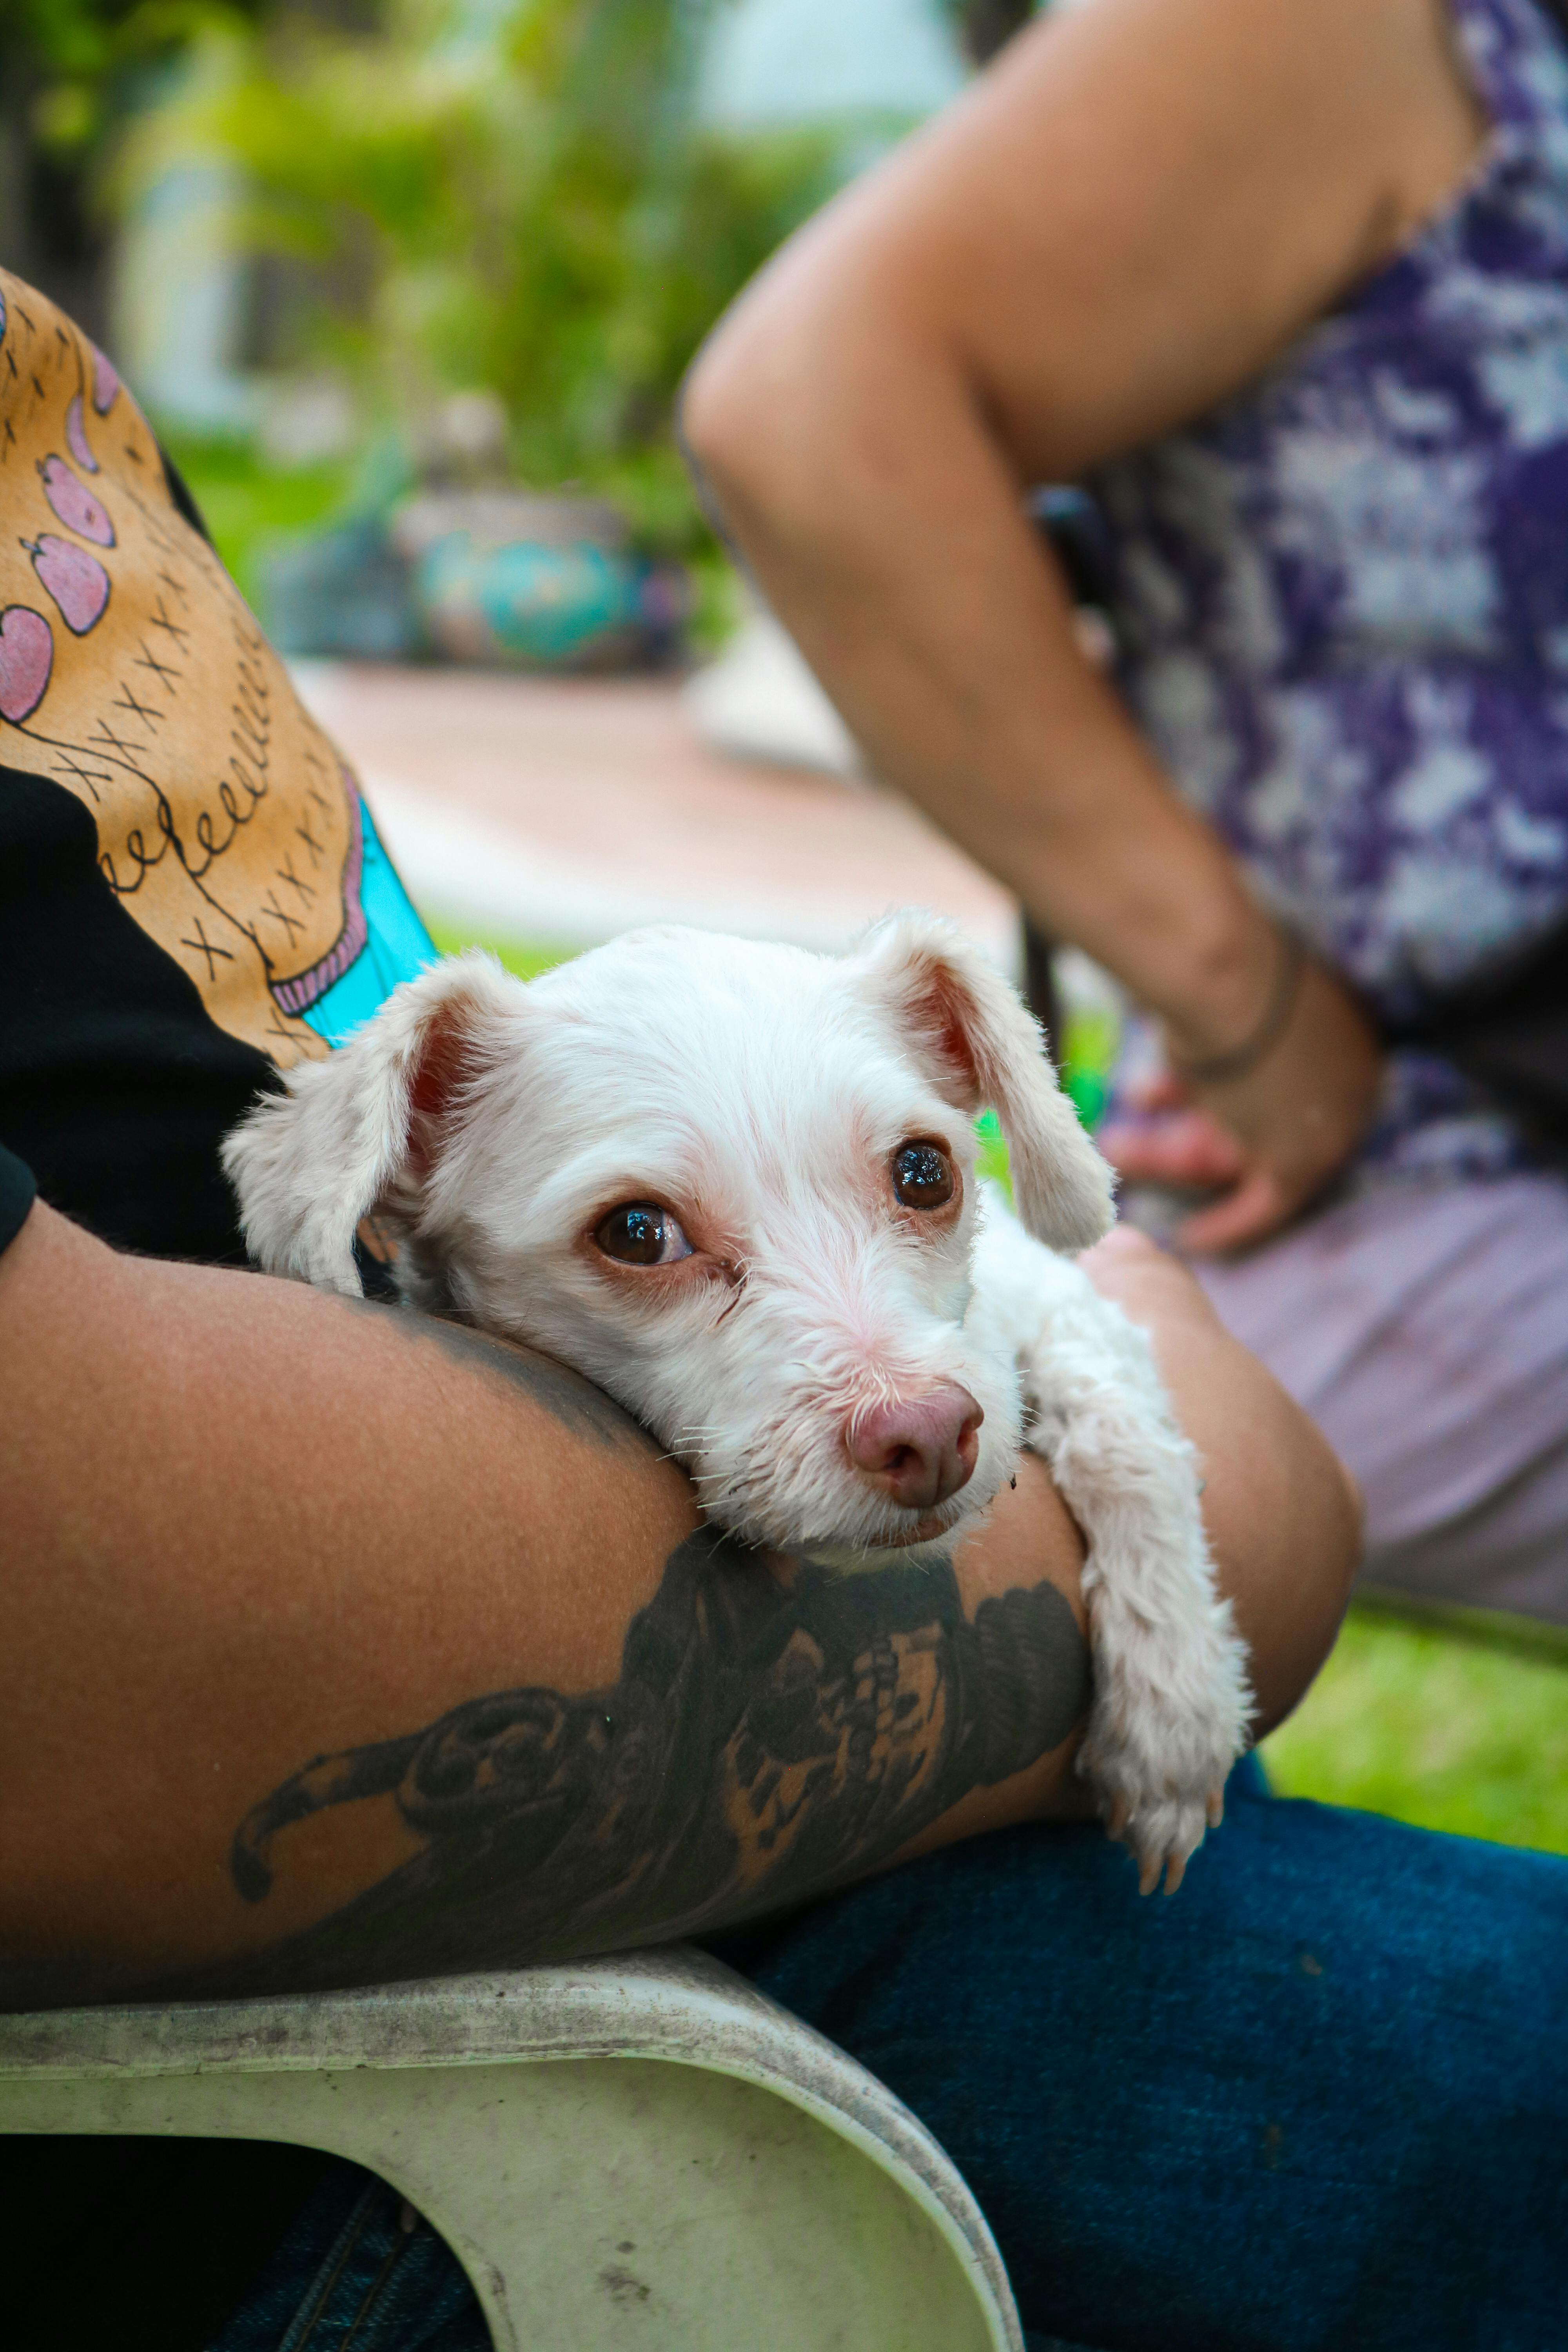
[211, 1763, 1568, 2352]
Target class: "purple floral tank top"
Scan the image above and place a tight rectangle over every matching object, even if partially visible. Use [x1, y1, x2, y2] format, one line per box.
[1091, 0, 1568, 1180]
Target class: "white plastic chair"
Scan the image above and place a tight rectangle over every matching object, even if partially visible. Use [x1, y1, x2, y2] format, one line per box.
[0, 1943, 1023, 2350]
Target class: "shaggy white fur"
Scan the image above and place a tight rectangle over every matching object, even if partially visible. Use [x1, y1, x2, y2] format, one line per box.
[223, 912, 1252, 1892]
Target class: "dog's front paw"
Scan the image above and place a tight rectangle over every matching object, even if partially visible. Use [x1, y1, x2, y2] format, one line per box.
[1079, 1610, 1253, 1896]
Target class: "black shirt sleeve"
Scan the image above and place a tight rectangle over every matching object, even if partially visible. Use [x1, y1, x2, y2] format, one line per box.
[0, 1140, 36, 1259]
[158, 444, 214, 545]
[0, 767, 274, 1265]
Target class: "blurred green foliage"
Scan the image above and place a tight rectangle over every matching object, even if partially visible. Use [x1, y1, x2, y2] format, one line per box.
[1, 0, 247, 150]
[125, 0, 844, 551]
[169, 421, 744, 650]
[166, 431, 351, 607]
[0, 1, 261, 335]
[421, 919, 575, 980]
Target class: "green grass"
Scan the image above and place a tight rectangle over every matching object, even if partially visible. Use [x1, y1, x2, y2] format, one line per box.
[421, 923, 579, 984]
[1263, 1596, 1568, 1855]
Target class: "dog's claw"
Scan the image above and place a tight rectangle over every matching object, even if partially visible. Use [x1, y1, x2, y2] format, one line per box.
[1095, 1782, 1229, 1903]
[1078, 1582, 1252, 1904]
[1105, 1791, 1195, 1895]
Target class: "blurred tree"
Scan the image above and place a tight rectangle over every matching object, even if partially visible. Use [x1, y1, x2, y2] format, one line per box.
[122, 0, 841, 548]
[0, 0, 260, 338]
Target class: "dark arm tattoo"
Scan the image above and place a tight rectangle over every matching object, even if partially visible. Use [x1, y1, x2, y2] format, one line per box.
[193, 1528, 1089, 2000]
[0, 1302, 1088, 2007]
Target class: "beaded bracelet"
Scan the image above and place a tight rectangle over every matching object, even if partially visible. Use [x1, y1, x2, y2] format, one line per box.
[1167, 922, 1307, 1089]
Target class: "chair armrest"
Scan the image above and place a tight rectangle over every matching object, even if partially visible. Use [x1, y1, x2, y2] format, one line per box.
[0, 1946, 1023, 2352]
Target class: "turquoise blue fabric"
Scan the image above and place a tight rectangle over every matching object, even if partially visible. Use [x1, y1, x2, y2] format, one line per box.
[301, 802, 436, 1050]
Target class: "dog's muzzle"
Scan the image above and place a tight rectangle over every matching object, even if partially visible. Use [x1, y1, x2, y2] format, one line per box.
[845, 1384, 983, 1514]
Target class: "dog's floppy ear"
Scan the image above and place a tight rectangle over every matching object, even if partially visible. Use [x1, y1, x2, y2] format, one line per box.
[221, 950, 518, 1293]
[855, 910, 1116, 1252]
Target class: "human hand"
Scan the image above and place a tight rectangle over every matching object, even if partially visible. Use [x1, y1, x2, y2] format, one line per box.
[1098, 955, 1383, 1255]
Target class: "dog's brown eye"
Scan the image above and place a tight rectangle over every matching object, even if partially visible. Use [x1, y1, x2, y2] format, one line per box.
[892, 1142, 955, 1210]
[594, 1202, 693, 1267]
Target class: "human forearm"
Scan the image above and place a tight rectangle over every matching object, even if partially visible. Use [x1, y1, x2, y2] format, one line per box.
[0, 1201, 1093, 2004]
[684, 0, 1479, 1047]
[685, 290, 1277, 1062]
[0, 1200, 1353, 2004]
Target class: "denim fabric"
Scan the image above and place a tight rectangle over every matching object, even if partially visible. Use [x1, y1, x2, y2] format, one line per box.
[212, 1761, 1568, 2352]
[207, 2158, 490, 2352]
[711, 1757, 1568, 2352]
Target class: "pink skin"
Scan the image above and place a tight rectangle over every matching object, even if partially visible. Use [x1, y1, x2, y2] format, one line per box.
[40, 457, 114, 548]
[846, 1383, 983, 1514]
[91, 348, 119, 416]
[28, 535, 110, 636]
[65, 396, 99, 475]
[1097, 1067, 1248, 1246]
[0, 605, 54, 723]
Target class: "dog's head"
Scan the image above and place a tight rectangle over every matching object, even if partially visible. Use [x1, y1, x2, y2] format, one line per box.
[223, 912, 1114, 1555]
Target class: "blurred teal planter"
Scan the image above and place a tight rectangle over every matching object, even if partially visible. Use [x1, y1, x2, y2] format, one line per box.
[261, 514, 427, 662]
[397, 492, 688, 672]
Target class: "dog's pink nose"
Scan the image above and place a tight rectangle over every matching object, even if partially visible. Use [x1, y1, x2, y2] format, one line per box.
[847, 1386, 983, 1513]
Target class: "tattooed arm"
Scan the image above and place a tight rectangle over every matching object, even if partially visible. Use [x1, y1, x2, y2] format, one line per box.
[0, 1201, 1356, 2007]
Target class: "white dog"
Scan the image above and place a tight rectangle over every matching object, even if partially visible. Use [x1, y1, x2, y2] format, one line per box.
[223, 912, 1252, 1891]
